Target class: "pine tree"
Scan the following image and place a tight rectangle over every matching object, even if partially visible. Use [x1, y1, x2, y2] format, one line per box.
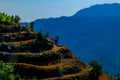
[14, 15, 21, 23]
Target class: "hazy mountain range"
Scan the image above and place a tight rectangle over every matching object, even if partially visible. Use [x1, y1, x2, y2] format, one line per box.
[23, 3, 120, 73]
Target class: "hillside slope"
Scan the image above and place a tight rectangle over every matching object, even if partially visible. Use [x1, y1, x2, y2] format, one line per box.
[0, 22, 112, 80]
[33, 3, 120, 72]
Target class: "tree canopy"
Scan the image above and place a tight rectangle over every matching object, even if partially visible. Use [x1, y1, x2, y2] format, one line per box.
[0, 12, 21, 24]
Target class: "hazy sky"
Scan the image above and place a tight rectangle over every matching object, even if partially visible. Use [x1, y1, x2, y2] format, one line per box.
[0, 0, 120, 22]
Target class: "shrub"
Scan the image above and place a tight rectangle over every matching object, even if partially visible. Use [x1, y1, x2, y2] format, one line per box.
[0, 61, 14, 80]
[89, 59, 103, 80]
[30, 22, 34, 31]
[113, 73, 120, 80]
[14, 72, 21, 80]
[56, 66, 62, 77]
[36, 30, 43, 41]
[9, 44, 18, 53]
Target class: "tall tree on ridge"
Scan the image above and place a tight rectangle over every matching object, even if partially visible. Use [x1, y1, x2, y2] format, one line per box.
[14, 15, 21, 23]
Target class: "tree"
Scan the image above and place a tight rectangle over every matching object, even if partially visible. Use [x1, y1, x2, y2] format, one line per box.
[11, 15, 15, 24]
[0, 12, 17, 24]
[9, 44, 18, 53]
[30, 22, 34, 31]
[56, 66, 62, 77]
[6, 16, 12, 24]
[36, 30, 43, 41]
[89, 59, 103, 80]
[54, 35, 59, 45]
[14, 15, 21, 23]
[25, 29, 31, 39]
[1, 15, 6, 23]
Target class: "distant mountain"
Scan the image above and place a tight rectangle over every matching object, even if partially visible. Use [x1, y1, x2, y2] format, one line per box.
[20, 22, 30, 26]
[74, 3, 120, 18]
[33, 3, 120, 73]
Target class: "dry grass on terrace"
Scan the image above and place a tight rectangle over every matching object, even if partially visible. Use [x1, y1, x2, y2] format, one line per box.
[99, 73, 113, 80]
[0, 31, 36, 35]
[14, 63, 56, 70]
[43, 71, 89, 80]
[5, 39, 36, 45]
[42, 45, 69, 54]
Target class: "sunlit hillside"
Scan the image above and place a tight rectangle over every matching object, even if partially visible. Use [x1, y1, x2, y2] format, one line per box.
[0, 13, 113, 80]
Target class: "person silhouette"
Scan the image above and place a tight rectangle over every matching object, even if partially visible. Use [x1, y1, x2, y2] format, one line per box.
[54, 35, 59, 45]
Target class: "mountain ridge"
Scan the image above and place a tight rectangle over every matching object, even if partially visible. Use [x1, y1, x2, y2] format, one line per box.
[33, 3, 120, 73]
[73, 3, 120, 18]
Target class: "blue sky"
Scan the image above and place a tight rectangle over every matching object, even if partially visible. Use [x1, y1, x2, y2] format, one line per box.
[0, 0, 120, 22]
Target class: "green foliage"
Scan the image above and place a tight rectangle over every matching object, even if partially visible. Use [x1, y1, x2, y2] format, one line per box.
[0, 61, 14, 80]
[6, 16, 12, 23]
[9, 44, 18, 53]
[89, 59, 103, 80]
[90, 60, 103, 75]
[14, 72, 21, 80]
[36, 30, 50, 41]
[0, 12, 20, 24]
[112, 73, 120, 80]
[30, 22, 34, 31]
[54, 35, 59, 45]
[58, 52, 62, 62]
[36, 30, 43, 40]
[14, 15, 21, 23]
[56, 66, 62, 77]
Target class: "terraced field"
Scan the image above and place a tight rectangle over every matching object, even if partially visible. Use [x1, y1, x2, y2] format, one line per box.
[0, 23, 112, 80]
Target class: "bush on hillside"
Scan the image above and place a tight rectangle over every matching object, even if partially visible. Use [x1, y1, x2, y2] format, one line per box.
[88, 59, 103, 80]
[0, 61, 14, 80]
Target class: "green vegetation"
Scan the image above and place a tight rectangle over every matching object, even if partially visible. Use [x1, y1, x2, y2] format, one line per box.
[9, 44, 18, 53]
[0, 12, 20, 24]
[30, 22, 34, 31]
[89, 59, 103, 80]
[90, 60, 103, 75]
[54, 35, 59, 45]
[56, 66, 62, 77]
[14, 15, 21, 23]
[110, 73, 120, 80]
[0, 61, 14, 80]
[0, 12, 112, 80]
